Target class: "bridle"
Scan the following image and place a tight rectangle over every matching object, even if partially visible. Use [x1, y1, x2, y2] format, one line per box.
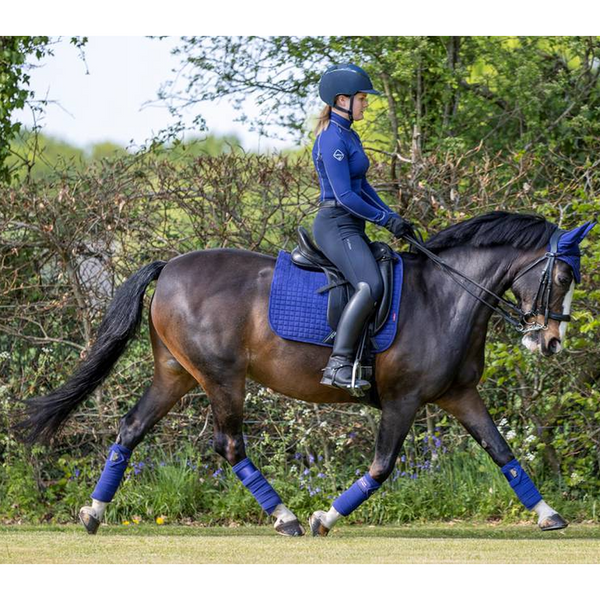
[404, 227, 572, 334]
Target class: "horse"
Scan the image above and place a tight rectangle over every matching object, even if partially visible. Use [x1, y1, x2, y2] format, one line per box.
[17, 211, 594, 537]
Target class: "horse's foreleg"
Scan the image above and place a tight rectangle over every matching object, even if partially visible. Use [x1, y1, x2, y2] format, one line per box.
[309, 395, 421, 537]
[437, 386, 567, 531]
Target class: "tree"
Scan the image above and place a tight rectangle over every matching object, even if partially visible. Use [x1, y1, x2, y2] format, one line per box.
[159, 36, 600, 159]
[0, 36, 87, 184]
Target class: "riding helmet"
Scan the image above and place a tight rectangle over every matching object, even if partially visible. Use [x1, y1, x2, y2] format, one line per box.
[318, 64, 382, 107]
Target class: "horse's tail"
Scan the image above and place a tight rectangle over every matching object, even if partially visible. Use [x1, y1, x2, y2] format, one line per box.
[16, 260, 168, 445]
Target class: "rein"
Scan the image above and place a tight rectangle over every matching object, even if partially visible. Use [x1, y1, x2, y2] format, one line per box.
[404, 228, 570, 334]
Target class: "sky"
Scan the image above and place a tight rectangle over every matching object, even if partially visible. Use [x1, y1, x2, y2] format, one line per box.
[13, 36, 295, 153]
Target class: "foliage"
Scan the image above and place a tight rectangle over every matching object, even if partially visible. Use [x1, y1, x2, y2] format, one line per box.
[1, 37, 599, 524]
[0, 37, 87, 184]
[161, 36, 600, 161]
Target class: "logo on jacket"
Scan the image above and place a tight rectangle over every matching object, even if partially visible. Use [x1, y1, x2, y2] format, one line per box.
[333, 149, 344, 161]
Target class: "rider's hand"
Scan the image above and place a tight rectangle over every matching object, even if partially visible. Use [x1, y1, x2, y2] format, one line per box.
[384, 214, 417, 241]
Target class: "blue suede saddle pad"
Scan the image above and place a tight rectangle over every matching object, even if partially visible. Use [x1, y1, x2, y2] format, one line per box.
[268, 250, 404, 353]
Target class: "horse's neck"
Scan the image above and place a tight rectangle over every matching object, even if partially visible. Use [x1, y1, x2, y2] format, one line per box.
[421, 244, 537, 330]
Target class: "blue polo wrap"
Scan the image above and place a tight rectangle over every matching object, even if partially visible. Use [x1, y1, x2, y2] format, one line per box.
[333, 473, 381, 516]
[91, 443, 132, 503]
[232, 458, 282, 515]
[501, 458, 542, 510]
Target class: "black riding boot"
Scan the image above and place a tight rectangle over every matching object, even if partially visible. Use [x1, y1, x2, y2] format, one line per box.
[320, 282, 376, 395]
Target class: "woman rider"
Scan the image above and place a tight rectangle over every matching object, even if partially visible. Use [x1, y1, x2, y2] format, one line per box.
[312, 64, 416, 394]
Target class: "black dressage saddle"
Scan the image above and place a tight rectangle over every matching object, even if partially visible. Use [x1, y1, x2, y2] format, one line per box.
[290, 227, 397, 348]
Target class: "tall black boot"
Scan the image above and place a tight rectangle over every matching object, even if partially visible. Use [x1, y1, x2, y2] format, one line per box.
[320, 282, 376, 395]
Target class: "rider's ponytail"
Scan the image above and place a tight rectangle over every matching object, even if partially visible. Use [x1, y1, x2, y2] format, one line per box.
[314, 104, 332, 136]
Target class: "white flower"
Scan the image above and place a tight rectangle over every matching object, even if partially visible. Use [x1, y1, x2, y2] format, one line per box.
[0, 351, 9, 360]
[498, 418, 509, 428]
[526, 452, 535, 461]
[570, 471, 584, 485]
[506, 430, 516, 440]
[524, 434, 537, 445]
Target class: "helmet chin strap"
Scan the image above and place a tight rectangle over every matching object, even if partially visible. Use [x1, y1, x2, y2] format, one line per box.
[334, 95, 355, 123]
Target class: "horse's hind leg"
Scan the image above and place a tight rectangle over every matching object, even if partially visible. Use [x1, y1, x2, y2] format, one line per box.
[196, 372, 304, 537]
[79, 326, 197, 534]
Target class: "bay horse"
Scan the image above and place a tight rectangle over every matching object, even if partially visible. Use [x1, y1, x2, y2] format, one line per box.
[18, 212, 593, 536]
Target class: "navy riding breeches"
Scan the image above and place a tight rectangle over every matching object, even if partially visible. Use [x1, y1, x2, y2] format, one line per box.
[312, 205, 384, 303]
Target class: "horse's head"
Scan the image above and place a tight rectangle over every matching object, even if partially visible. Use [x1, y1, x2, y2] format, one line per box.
[512, 257, 575, 355]
[511, 221, 595, 356]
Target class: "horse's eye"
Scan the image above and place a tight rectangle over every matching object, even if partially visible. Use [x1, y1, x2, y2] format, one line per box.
[557, 276, 571, 286]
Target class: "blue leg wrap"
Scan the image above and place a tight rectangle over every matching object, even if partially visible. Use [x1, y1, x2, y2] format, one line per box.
[333, 473, 381, 516]
[501, 458, 542, 510]
[232, 458, 282, 515]
[91, 443, 132, 503]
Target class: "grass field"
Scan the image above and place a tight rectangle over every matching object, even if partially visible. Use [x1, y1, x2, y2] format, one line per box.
[1, 523, 599, 563]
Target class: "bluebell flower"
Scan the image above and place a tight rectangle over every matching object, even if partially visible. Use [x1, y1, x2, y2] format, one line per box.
[410, 473, 418, 480]
[355, 469, 361, 476]
[318, 455, 323, 462]
[159, 461, 166, 467]
[400, 455, 406, 463]
[348, 432, 357, 439]
[317, 472, 326, 478]
[303, 468, 310, 476]
[294, 452, 302, 460]
[308, 454, 315, 464]
[434, 437, 442, 448]
[212, 468, 223, 478]
[74, 468, 81, 478]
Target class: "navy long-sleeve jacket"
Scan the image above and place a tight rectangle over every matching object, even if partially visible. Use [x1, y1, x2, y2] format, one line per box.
[312, 111, 395, 226]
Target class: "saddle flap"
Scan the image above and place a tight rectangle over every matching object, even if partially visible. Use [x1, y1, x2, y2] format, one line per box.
[369, 241, 396, 333]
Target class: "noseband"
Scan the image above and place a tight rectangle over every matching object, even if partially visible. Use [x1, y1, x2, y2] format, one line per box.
[405, 227, 572, 334]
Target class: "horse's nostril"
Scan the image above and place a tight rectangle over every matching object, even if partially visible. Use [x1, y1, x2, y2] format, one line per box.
[549, 338, 561, 353]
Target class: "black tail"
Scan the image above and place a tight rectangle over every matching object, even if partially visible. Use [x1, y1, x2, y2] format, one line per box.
[16, 260, 167, 445]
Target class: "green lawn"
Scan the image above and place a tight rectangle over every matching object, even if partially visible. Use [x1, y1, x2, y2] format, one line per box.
[1, 523, 599, 563]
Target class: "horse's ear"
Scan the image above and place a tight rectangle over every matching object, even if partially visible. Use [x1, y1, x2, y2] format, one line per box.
[562, 221, 596, 245]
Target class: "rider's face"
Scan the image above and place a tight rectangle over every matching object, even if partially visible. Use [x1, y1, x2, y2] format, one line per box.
[335, 93, 369, 121]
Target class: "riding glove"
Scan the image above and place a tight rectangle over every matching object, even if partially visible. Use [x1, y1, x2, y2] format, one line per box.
[384, 214, 417, 240]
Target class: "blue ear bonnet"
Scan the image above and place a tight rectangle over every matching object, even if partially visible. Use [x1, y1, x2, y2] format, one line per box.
[549, 221, 596, 283]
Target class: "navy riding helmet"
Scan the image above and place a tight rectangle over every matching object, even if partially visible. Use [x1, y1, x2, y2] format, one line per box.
[318, 64, 382, 122]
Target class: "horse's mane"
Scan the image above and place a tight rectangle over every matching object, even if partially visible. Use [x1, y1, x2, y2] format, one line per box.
[425, 211, 557, 252]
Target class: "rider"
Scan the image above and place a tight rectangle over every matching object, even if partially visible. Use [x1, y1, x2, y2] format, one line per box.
[312, 63, 416, 394]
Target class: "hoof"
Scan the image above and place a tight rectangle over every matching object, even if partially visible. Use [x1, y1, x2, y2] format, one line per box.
[79, 507, 101, 535]
[308, 511, 330, 537]
[539, 513, 568, 531]
[274, 518, 305, 537]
